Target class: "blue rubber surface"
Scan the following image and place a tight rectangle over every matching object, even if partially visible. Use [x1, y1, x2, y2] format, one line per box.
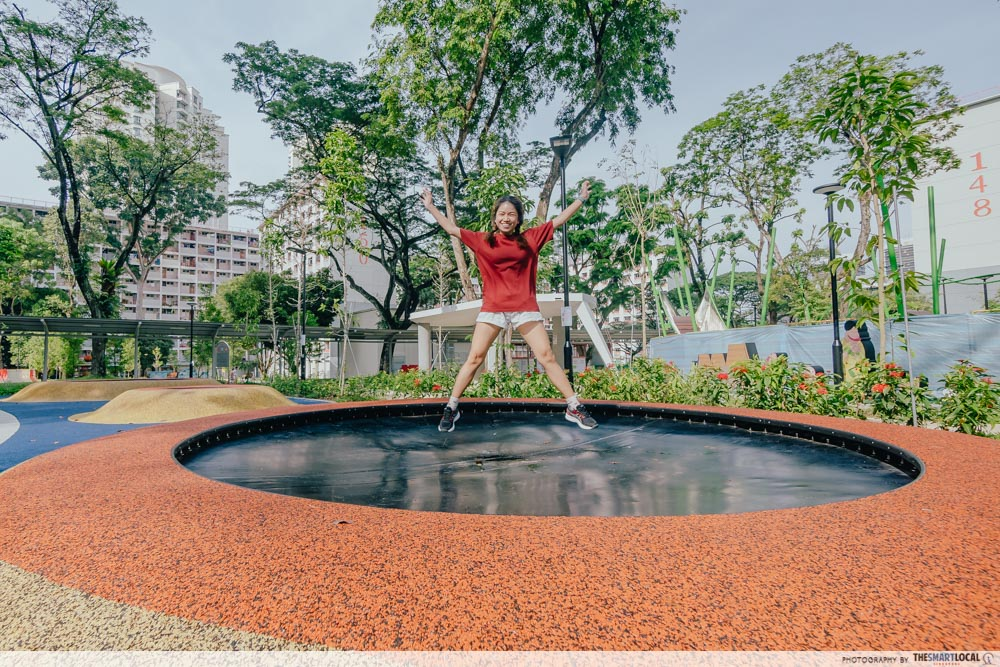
[0, 397, 328, 474]
[0, 401, 148, 473]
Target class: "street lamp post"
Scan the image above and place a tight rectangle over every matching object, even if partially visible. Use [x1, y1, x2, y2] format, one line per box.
[813, 182, 845, 383]
[550, 134, 574, 385]
[293, 247, 307, 380]
[188, 301, 195, 379]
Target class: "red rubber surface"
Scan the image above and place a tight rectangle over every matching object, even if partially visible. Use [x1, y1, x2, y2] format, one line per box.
[0, 400, 995, 650]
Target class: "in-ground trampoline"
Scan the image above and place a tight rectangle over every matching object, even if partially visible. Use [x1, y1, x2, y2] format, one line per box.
[178, 401, 919, 516]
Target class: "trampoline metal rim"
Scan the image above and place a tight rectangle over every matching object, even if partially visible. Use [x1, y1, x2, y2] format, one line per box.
[171, 399, 924, 482]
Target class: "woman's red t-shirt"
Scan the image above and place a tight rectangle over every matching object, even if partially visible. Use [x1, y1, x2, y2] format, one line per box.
[459, 221, 555, 312]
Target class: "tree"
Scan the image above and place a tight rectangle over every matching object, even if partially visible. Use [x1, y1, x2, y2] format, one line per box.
[258, 176, 332, 378]
[223, 41, 375, 166]
[769, 229, 831, 323]
[229, 178, 290, 370]
[8, 293, 83, 378]
[63, 118, 227, 319]
[659, 160, 741, 317]
[226, 44, 441, 355]
[0, 211, 58, 367]
[0, 0, 154, 374]
[374, 0, 556, 300]
[676, 86, 822, 323]
[209, 268, 341, 379]
[320, 128, 366, 385]
[607, 142, 668, 353]
[0, 213, 55, 315]
[534, 0, 682, 221]
[553, 178, 634, 325]
[777, 43, 960, 266]
[807, 52, 960, 356]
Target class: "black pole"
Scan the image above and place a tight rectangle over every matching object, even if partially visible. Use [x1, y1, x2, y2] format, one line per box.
[299, 249, 307, 380]
[559, 154, 573, 385]
[984, 278, 989, 310]
[827, 200, 844, 384]
[188, 302, 195, 379]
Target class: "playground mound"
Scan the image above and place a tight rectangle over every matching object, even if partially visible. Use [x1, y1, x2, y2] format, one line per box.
[2, 378, 220, 403]
[70, 385, 295, 424]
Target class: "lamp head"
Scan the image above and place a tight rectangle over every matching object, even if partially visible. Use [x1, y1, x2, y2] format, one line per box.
[549, 134, 572, 161]
[812, 182, 844, 196]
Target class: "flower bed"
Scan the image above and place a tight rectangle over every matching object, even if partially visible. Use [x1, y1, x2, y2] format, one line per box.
[266, 357, 1000, 437]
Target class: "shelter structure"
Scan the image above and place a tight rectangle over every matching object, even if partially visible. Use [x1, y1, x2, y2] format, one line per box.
[409, 292, 614, 372]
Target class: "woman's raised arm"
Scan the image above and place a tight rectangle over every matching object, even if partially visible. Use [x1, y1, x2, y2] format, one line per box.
[421, 188, 461, 238]
[551, 180, 591, 230]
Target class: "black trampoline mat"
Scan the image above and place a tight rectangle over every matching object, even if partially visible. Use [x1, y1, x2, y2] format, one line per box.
[183, 411, 912, 516]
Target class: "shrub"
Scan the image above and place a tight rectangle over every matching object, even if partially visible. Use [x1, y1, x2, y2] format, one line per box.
[843, 361, 935, 425]
[938, 360, 1000, 436]
[262, 357, 1000, 436]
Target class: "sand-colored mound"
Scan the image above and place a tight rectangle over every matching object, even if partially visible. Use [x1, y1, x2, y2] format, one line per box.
[70, 385, 295, 424]
[3, 378, 219, 403]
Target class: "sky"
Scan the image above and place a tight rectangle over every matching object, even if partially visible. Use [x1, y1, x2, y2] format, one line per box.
[2, 0, 999, 235]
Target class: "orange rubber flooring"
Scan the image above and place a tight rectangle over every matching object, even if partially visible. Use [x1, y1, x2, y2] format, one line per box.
[0, 400, 996, 650]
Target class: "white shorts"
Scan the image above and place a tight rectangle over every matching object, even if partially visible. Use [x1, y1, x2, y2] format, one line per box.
[475, 311, 544, 329]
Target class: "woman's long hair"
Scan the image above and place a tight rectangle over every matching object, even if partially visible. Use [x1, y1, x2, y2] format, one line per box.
[486, 195, 530, 250]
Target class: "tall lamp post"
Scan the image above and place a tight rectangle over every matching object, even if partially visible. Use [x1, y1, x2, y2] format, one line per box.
[188, 301, 196, 379]
[550, 134, 574, 385]
[293, 247, 307, 380]
[813, 182, 845, 383]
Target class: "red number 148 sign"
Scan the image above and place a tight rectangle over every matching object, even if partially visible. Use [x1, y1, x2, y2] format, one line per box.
[970, 151, 992, 218]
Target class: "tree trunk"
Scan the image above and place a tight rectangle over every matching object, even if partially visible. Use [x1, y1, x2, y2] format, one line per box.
[440, 170, 476, 300]
[854, 192, 873, 267]
[873, 193, 888, 358]
[380, 333, 398, 373]
[640, 247, 649, 355]
[535, 158, 561, 222]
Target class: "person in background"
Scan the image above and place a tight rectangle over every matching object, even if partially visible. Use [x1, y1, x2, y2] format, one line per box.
[844, 319, 877, 376]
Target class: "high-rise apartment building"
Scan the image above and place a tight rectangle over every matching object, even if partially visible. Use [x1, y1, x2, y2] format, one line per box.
[129, 63, 230, 230]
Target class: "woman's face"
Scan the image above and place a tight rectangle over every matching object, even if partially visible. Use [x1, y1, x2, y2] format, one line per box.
[494, 202, 519, 236]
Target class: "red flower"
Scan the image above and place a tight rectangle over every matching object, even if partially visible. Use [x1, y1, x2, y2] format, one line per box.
[815, 371, 824, 377]
[733, 366, 748, 375]
[432, 384, 442, 391]
[889, 371, 905, 378]
[884, 363, 898, 370]
[985, 378, 994, 385]
[817, 386, 828, 395]
[413, 378, 422, 386]
[716, 372, 729, 380]
[797, 383, 808, 390]
[610, 385, 618, 392]
[872, 383, 889, 393]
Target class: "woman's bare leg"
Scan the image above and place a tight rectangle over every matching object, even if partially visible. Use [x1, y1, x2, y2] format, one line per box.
[449, 322, 503, 400]
[517, 320, 574, 398]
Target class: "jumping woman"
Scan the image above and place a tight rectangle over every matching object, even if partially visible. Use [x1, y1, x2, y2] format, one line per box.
[421, 183, 598, 433]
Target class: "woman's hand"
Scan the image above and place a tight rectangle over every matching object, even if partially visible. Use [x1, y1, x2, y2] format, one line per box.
[422, 187, 461, 238]
[577, 180, 591, 203]
[421, 187, 434, 210]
